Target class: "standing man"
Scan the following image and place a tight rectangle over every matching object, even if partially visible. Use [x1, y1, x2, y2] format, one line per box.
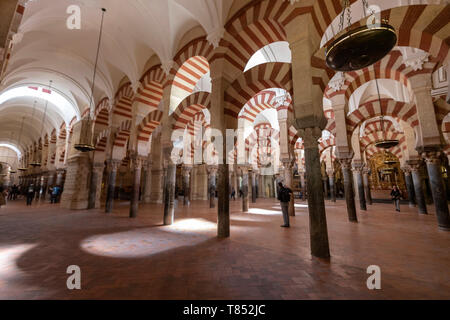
[26, 184, 35, 206]
[51, 185, 60, 204]
[391, 185, 402, 212]
[277, 181, 293, 228]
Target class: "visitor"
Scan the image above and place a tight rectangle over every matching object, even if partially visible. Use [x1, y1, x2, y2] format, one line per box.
[391, 185, 402, 212]
[0, 186, 6, 208]
[51, 185, 61, 204]
[239, 188, 243, 198]
[26, 184, 35, 206]
[277, 181, 293, 228]
[230, 187, 236, 200]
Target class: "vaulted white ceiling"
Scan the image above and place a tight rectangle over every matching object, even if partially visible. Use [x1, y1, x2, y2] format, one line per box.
[0, 0, 233, 154]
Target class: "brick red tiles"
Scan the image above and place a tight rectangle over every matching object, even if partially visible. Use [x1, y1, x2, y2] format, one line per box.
[0, 198, 449, 299]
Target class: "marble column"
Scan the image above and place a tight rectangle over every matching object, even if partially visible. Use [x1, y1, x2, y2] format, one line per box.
[322, 177, 329, 199]
[163, 163, 176, 225]
[402, 166, 416, 208]
[88, 162, 105, 209]
[207, 165, 217, 208]
[130, 155, 144, 218]
[251, 171, 257, 203]
[409, 162, 427, 214]
[362, 167, 372, 205]
[39, 172, 48, 199]
[47, 171, 56, 189]
[300, 127, 330, 258]
[240, 166, 249, 212]
[422, 151, 450, 230]
[55, 169, 65, 186]
[282, 160, 295, 216]
[105, 159, 120, 214]
[143, 160, 153, 203]
[182, 165, 192, 206]
[327, 170, 336, 202]
[353, 163, 367, 211]
[340, 158, 358, 222]
[299, 171, 306, 199]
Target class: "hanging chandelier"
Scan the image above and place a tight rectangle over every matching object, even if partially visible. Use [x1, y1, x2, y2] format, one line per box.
[17, 115, 28, 172]
[29, 99, 42, 167]
[373, 78, 399, 149]
[30, 80, 52, 167]
[325, 0, 397, 72]
[74, 8, 106, 152]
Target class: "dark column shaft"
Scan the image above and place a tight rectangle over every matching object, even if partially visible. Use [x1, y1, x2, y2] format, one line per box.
[411, 168, 427, 214]
[404, 170, 416, 207]
[242, 169, 249, 212]
[424, 156, 450, 230]
[105, 163, 118, 213]
[363, 170, 372, 205]
[163, 164, 176, 225]
[217, 163, 230, 238]
[251, 172, 257, 203]
[354, 168, 367, 211]
[328, 174, 336, 202]
[129, 160, 142, 218]
[303, 129, 330, 259]
[341, 161, 358, 222]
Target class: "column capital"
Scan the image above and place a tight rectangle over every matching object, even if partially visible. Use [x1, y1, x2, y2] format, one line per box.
[295, 126, 322, 149]
[182, 164, 193, 176]
[421, 150, 442, 165]
[207, 165, 218, 175]
[406, 160, 421, 172]
[401, 166, 411, 175]
[106, 159, 121, 170]
[338, 157, 353, 169]
[326, 169, 334, 178]
[237, 165, 250, 174]
[351, 160, 365, 172]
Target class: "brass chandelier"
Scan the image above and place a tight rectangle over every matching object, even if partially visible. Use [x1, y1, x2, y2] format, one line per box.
[373, 78, 399, 149]
[325, 0, 397, 72]
[74, 8, 107, 152]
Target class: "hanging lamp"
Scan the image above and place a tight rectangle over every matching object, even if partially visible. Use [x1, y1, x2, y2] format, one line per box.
[74, 8, 107, 152]
[325, 0, 397, 72]
[373, 78, 399, 149]
[17, 115, 28, 172]
[29, 100, 42, 167]
[30, 80, 52, 167]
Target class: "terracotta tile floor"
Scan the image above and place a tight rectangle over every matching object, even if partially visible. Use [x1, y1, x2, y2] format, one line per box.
[0, 196, 449, 300]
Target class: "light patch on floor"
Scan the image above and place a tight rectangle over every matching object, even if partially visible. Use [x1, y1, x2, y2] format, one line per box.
[80, 223, 212, 258]
[248, 208, 281, 215]
[0, 244, 37, 281]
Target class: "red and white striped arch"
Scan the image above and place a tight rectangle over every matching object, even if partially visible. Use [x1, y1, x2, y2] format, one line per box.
[113, 83, 135, 124]
[319, 136, 335, 154]
[93, 128, 110, 163]
[346, 99, 419, 137]
[94, 97, 110, 134]
[172, 91, 211, 130]
[325, 51, 436, 102]
[238, 90, 293, 125]
[170, 56, 210, 113]
[136, 110, 163, 157]
[224, 62, 292, 127]
[221, 0, 311, 80]
[245, 123, 280, 167]
[137, 110, 164, 143]
[58, 122, 66, 140]
[135, 65, 165, 111]
[312, 4, 450, 96]
[112, 119, 132, 160]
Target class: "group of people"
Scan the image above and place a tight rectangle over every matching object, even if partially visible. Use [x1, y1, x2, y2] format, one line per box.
[0, 184, 62, 207]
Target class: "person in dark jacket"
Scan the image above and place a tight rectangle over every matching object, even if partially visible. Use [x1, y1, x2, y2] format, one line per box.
[277, 182, 293, 228]
[391, 185, 402, 212]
